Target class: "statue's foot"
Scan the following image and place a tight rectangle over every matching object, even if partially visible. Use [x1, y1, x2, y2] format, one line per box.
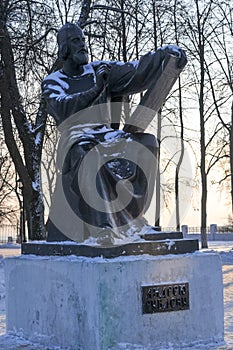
[95, 226, 119, 247]
[96, 234, 114, 247]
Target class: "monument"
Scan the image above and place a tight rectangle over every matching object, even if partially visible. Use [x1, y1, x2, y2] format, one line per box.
[41, 22, 188, 245]
[4, 23, 224, 350]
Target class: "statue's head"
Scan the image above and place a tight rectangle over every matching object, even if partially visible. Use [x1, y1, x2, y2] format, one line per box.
[57, 22, 88, 65]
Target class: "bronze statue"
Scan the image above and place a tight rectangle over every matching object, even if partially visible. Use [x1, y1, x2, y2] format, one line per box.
[42, 22, 187, 245]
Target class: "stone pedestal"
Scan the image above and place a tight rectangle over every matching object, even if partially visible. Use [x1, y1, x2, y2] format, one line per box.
[5, 252, 224, 350]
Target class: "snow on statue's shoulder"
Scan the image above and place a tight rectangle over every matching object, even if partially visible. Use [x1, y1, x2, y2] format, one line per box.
[43, 70, 70, 90]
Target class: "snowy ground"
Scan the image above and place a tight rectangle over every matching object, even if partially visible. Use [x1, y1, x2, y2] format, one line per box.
[0, 242, 233, 349]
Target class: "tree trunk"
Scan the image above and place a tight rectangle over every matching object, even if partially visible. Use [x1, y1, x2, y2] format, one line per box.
[0, 17, 46, 240]
[24, 187, 45, 240]
[155, 109, 161, 227]
[199, 75, 208, 248]
[200, 75, 208, 248]
[173, 0, 184, 232]
[230, 101, 233, 220]
[175, 79, 184, 231]
[196, 0, 208, 248]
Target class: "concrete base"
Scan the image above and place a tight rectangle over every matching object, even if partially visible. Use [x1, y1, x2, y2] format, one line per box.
[5, 252, 224, 350]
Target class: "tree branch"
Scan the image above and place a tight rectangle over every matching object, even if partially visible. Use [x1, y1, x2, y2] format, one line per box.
[77, 0, 92, 28]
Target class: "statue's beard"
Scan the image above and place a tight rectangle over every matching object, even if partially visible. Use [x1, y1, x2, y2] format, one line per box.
[73, 52, 89, 66]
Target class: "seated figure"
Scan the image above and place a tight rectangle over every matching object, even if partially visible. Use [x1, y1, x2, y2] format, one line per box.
[42, 22, 187, 245]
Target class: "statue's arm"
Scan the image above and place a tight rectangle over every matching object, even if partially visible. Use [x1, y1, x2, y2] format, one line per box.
[109, 46, 187, 97]
[42, 78, 102, 124]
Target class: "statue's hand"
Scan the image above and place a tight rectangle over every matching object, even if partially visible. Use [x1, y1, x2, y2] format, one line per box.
[161, 45, 187, 69]
[95, 63, 111, 90]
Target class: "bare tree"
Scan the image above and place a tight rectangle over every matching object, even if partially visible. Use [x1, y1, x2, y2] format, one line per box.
[0, 0, 92, 240]
[0, 139, 17, 223]
[205, 0, 233, 219]
[41, 118, 59, 211]
[179, 0, 220, 247]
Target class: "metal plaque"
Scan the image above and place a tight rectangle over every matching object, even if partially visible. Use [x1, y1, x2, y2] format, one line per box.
[142, 282, 189, 314]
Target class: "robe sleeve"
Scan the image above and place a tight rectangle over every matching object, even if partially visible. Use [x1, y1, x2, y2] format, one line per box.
[42, 74, 102, 125]
[108, 49, 166, 97]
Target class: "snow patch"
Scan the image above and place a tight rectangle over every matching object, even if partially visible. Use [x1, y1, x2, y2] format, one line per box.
[0, 334, 65, 349]
[83, 125, 112, 134]
[104, 130, 124, 141]
[44, 71, 69, 90]
[32, 181, 39, 191]
[161, 44, 182, 57]
[166, 240, 175, 250]
[34, 132, 41, 146]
